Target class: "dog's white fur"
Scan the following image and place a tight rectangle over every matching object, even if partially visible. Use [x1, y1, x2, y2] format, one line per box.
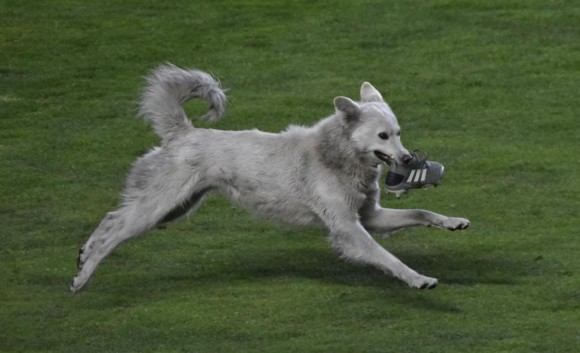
[70, 64, 470, 293]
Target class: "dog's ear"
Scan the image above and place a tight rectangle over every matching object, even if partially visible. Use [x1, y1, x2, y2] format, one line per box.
[360, 82, 384, 103]
[334, 96, 361, 122]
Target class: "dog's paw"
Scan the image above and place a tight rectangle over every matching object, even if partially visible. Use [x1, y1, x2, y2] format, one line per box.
[408, 275, 438, 290]
[69, 277, 83, 294]
[442, 217, 470, 231]
[69, 274, 90, 294]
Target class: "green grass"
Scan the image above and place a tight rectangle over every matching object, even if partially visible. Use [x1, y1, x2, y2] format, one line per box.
[1, 0, 579, 352]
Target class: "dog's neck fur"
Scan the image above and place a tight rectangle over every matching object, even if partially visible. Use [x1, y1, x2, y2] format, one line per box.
[314, 115, 380, 186]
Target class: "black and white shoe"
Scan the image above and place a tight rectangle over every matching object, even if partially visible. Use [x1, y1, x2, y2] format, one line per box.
[385, 151, 444, 198]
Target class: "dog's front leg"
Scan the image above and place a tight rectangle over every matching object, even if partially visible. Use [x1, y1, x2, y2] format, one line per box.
[328, 220, 438, 289]
[361, 207, 470, 234]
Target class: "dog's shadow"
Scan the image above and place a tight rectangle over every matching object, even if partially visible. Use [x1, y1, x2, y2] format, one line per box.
[166, 245, 520, 286]
[98, 242, 525, 312]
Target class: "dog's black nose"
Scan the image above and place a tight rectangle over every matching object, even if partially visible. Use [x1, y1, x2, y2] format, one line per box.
[401, 154, 413, 165]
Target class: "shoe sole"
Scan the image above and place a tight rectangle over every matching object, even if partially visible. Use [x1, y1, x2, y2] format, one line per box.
[385, 182, 440, 199]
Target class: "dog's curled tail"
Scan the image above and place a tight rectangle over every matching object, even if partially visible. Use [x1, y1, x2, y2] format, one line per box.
[138, 63, 226, 144]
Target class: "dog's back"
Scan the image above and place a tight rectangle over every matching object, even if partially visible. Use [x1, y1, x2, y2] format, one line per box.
[167, 125, 321, 225]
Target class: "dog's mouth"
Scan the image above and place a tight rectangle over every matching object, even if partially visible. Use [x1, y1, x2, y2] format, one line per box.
[374, 150, 392, 165]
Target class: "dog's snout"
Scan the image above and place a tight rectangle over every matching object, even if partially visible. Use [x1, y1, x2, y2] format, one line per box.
[401, 154, 413, 165]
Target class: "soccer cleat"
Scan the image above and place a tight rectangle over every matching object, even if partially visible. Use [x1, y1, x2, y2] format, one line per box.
[384, 151, 444, 198]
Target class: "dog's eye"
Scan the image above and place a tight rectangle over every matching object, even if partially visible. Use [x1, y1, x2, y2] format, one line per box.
[396, 131, 401, 137]
[378, 132, 389, 140]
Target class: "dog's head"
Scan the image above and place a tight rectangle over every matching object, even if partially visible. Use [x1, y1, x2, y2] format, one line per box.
[334, 82, 412, 166]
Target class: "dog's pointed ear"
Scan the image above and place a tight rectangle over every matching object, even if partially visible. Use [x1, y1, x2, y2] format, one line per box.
[334, 96, 361, 121]
[360, 82, 384, 103]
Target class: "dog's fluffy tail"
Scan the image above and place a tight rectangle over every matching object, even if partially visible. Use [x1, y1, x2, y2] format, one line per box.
[138, 63, 227, 144]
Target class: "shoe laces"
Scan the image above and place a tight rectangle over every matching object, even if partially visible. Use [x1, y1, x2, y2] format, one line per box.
[408, 150, 427, 167]
[391, 150, 427, 169]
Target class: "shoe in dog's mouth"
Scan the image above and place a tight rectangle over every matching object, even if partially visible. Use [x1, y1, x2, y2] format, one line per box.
[374, 150, 392, 165]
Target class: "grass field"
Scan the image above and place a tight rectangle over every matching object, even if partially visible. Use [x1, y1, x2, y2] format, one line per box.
[1, 0, 579, 352]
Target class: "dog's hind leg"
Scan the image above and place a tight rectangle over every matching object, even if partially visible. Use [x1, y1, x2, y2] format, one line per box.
[71, 178, 209, 293]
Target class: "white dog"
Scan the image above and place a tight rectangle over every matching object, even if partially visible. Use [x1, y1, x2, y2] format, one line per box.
[70, 64, 470, 293]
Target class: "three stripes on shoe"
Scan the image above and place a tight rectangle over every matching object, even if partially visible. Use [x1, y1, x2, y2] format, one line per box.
[407, 168, 428, 183]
